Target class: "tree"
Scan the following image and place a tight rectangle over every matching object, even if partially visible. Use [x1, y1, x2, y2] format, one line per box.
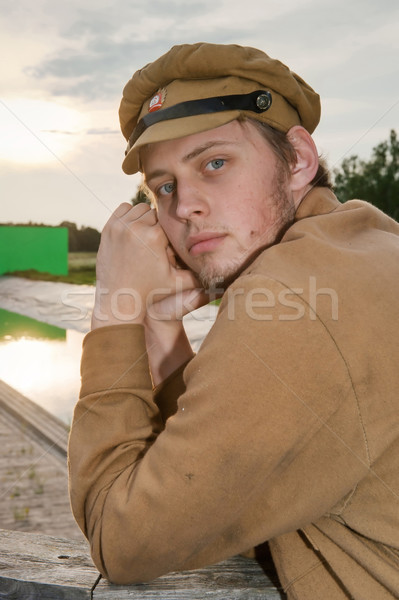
[131, 186, 152, 207]
[59, 221, 79, 251]
[78, 226, 101, 252]
[59, 221, 101, 252]
[333, 129, 399, 221]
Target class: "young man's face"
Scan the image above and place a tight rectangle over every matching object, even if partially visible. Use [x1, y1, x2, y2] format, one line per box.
[141, 120, 295, 288]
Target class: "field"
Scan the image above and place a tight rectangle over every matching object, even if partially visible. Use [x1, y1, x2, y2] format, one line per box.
[6, 252, 97, 285]
[68, 252, 97, 270]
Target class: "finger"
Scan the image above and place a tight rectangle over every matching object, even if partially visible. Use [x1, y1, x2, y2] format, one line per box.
[172, 267, 202, 291]
[166, 245, 182, 267]
[172, 287, 210, 319]
[107, 202, 133, 223]
[110, 203, 154, 228]
[166, 244, 193, 269]
[136, 207, 158, 225]
[184, 287, 210, 307]
[125, 203, 153, 221]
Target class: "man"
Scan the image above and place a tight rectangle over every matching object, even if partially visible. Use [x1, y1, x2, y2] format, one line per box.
[68, 43, 399, 598]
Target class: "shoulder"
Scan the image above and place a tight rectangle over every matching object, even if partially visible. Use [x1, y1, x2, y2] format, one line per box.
[239, 188, 399, 291]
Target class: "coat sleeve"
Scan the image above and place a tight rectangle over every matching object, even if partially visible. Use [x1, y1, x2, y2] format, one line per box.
[153, 359, 188, 422]
[68, 274, 370, 584]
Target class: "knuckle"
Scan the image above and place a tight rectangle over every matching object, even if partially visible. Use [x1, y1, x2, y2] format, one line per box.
[132, 203, 151, 217]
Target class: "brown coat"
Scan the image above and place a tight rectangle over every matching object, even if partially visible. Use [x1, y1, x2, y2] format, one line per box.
[68, 188, 399, 598]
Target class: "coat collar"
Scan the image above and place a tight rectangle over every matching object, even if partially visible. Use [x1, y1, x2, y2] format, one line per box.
[294, 187, 340, 223]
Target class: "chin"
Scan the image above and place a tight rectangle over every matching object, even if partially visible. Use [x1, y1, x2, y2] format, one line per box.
[197, 245, 269, 291]
[197, 257, 245, 291]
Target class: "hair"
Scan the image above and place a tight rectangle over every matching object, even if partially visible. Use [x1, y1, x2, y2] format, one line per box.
[242, 116, 332, 189]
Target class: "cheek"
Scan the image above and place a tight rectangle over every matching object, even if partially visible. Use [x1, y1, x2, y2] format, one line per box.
[157, 210, 173, 237]
[157, 213, 183, 251]
[230, 197, 272, 238]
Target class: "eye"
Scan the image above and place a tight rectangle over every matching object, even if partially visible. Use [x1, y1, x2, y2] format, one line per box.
[158, 181, 175, 196]
[206, 158, 225, 171]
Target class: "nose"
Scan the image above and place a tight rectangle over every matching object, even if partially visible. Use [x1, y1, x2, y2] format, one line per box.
[175, 179, 210, 221]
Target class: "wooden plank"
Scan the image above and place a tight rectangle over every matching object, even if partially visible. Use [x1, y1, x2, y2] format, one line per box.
[0, 380, 68, 463]
[0, 530, 285, 599]
[0, 381, 83, 540]
[0, 529, 96, 599]
[93, 555, 285, 599]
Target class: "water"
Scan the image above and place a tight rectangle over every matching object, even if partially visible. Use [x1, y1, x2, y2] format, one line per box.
[0, 299, 218, 426]
[0, 308, 83, 424]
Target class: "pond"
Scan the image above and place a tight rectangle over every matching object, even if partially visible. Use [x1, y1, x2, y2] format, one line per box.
[0, 301, 218, 426]
[0, 308, 83, 425]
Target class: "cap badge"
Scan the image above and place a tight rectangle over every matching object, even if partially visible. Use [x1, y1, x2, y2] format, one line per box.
[148, 88, 167, 112]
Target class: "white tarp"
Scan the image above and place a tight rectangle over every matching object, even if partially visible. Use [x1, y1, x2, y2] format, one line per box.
[0, 276, 218, 350]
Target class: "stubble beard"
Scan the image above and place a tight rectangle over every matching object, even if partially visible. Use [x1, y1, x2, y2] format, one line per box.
[196, 173, 296, 292]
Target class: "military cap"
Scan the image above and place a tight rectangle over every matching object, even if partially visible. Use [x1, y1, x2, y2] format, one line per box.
[119, 42, 321, 174]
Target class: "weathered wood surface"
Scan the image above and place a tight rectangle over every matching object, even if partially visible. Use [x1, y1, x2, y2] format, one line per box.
[0, 379, 68, 461]
[94, 556, 286, 599]
[0, 379, 83, 540]
[0, 529, 286, 599]
[0, 529, 94, 599]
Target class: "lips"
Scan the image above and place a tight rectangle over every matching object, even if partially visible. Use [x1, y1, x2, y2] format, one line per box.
[186, 232, 227, 256]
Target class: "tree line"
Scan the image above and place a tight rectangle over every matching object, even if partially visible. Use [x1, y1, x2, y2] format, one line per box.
[333, 129, 398, 221]
[2, 129, 397, 252]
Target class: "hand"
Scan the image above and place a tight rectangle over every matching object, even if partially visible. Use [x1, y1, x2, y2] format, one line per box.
[145, 246, 209, 322]
[91, 202, 201, 329]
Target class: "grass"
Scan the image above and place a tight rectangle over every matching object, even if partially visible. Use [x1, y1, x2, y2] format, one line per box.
[13, 506, 30, 522]
[5, 252, 97, 285]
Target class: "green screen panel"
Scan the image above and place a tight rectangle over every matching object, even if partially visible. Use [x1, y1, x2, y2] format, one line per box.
[0, 227, 68, 275]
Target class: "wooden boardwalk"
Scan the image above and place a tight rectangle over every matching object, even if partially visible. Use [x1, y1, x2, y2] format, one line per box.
[0, 379, 84, 541]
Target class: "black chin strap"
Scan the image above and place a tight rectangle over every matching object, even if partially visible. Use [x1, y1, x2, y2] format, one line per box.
[126, 90, 272, 153]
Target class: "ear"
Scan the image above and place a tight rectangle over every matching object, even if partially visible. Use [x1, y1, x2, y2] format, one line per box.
[287, 126, 319, 196]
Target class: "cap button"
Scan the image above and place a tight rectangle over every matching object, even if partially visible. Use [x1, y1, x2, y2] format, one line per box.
[256, 92, 271, 111]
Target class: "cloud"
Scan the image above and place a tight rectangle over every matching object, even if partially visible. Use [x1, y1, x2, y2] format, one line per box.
[86, 128, 119, 135]
[25, 37, 172, 100]
[22, 0, 220, 100]
[5, 1, 399, 134]
[1, 0, 398, 232]
[22, 0, 323, 101]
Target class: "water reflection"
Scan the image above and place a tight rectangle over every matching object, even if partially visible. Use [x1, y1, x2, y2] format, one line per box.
[0, 309, 83, 424]
[0, 308, 66, 340]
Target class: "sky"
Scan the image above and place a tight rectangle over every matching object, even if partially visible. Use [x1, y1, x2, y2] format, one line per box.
[1, 0, 398, 231]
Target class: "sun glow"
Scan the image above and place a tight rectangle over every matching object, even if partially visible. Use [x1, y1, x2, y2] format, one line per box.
[0, 98, 85, 165]
[0, 330, 83, 423]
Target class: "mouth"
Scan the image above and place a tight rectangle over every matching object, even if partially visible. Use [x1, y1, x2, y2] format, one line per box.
[186, 232, 227, 256]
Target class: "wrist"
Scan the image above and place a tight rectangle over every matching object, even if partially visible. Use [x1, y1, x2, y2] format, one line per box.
[144, 319, 194, 386]
[91, 293, 145, 330]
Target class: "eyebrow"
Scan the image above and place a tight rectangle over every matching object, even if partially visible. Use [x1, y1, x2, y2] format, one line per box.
[145, 140, 233, 185]
[182, 140, 231, 162]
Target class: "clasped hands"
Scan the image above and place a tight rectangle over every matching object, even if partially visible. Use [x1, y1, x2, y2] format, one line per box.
[91, 203, 208, 330]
